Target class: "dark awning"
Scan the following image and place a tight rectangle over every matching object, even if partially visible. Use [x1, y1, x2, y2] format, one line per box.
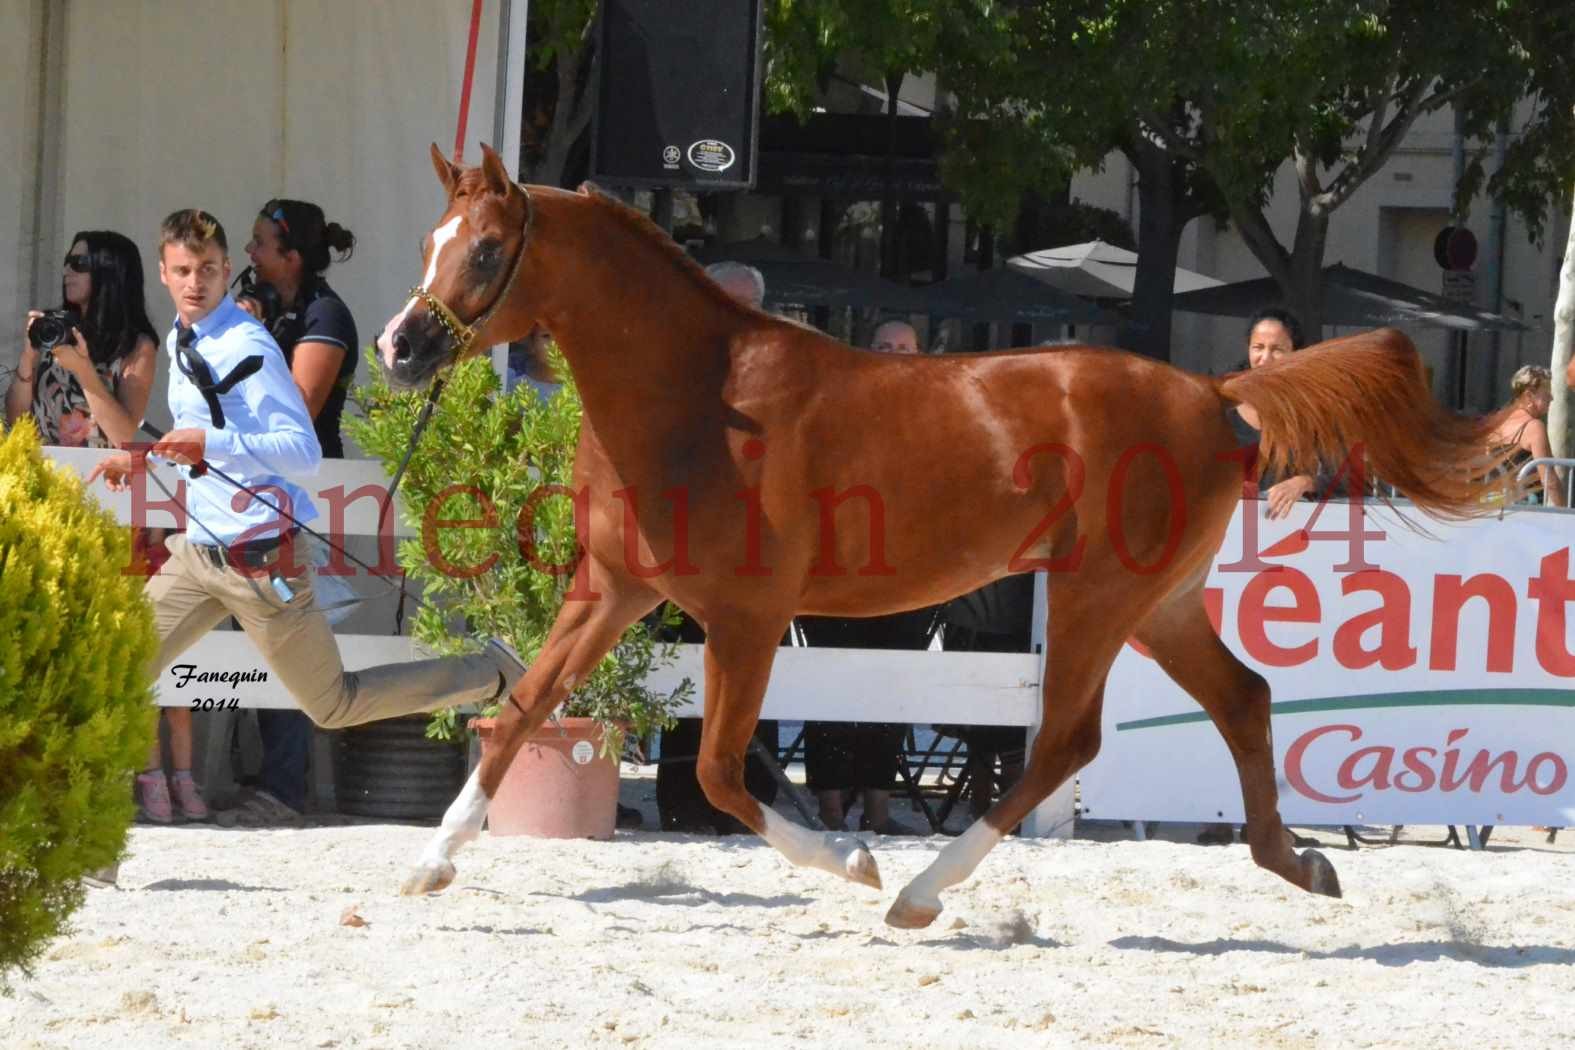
[920, 267, 1116, 324]
[1169, 263, 1526, 332]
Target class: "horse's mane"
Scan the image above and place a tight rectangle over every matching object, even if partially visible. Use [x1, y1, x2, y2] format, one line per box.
[574, 184, 769, 317]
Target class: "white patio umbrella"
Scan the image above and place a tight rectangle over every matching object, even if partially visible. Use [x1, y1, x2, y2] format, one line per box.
[1007, 240, 1222, 299]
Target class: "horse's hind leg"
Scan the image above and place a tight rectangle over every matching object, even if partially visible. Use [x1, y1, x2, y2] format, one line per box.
[1135, 586, 1342, 898]
[695, 615, 881, 890]
[887, 581, 1142, 929]
[401, 564, 660, 895]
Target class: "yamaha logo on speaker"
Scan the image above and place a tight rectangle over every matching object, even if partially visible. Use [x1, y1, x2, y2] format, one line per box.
[687, 139, 736, 174]
[592, 0, 762, 188]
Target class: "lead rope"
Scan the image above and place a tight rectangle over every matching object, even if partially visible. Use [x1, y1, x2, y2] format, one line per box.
[137, 375, 447, 623]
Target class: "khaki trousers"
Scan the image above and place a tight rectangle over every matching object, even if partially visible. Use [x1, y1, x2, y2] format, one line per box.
[147, 533, 500, 728]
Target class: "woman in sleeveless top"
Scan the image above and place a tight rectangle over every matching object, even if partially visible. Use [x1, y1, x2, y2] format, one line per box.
[1487, 365, 1562, 507]
[5, 231, 158, 447]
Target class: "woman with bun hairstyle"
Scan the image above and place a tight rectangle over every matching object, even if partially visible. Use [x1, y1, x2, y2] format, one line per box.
[242, 199, 359, 456]
[235, 199, 360, 823]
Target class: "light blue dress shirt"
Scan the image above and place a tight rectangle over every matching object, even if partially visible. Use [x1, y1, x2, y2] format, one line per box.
[163, 296, 322, 545]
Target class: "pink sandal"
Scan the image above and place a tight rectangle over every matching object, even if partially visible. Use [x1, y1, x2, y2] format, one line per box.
[170, 770, 209, 821]
[136, 771, 173, 823]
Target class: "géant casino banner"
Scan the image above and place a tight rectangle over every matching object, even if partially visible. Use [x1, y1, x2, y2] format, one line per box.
[1080, 500, 1575, 827]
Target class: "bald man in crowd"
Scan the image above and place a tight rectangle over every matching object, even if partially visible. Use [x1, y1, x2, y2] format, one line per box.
[703, 261, 766, 311]
[871, 319, 920, 355]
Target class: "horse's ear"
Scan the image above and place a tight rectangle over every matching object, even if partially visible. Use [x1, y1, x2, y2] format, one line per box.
[479, 143, 512, 198]
[429, 143, 460, 198]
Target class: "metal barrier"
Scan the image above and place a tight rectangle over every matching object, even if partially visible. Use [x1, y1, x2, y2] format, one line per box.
[1517, 456, 1575, 508]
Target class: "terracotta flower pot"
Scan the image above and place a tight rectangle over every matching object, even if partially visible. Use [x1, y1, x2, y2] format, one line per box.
[471, 716, 619, 839]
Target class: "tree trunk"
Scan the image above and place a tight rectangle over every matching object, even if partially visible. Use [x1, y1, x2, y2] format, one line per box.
[1227, 189, 1330, 341]
[1284, 206, 1330, 340]
[1124, 152, 1181, 361]
[1549, 185, 1575, 460]
[526, 28, 597, 189]
[880, 70, 905, 279]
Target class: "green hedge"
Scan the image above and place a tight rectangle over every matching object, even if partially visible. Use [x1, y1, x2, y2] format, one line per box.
[0, 418, 157, 991]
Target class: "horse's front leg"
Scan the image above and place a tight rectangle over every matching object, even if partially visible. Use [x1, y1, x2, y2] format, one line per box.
[401, 571, 658, 895]
[402, 765, 491, 895]
[694, 619, 881, 890]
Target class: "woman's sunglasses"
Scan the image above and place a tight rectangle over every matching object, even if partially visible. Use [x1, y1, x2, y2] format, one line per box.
[63, 253, 91, 273]
[261, 202, 292, 241]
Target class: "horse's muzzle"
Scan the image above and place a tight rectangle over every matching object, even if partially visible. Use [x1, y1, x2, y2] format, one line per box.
[380, 314, 450, 390]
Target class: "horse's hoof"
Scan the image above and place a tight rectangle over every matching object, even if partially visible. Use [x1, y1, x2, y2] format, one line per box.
[400, 859, 457, 896]
[1301, 849, 1342, 899]
[845, 846, 882, 890]
[884, 893, 942, 930]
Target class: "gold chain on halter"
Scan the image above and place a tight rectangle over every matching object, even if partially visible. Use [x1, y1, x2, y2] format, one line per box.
[407, 285, 477, 356]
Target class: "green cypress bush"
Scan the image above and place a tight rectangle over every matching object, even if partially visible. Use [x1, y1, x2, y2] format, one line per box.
[0, 418, 157, 992]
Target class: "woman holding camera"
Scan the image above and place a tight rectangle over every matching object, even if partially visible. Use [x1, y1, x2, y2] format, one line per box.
[6, 230, 158, 447]
[231, 199, 358, 823]
[4, 232, 200, 827]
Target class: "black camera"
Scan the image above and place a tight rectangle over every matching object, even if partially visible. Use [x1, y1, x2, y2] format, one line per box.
[27, 307, 81, 351]
[233, 267, 282, 328]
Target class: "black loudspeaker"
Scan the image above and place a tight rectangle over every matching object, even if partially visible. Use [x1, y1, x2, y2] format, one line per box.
[590, 0, 763, 190]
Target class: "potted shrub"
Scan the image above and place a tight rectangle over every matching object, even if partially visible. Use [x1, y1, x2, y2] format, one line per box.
[346, 348, 692, 838]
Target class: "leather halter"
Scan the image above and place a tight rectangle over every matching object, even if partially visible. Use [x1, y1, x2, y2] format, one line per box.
[407, 182, 534, 362]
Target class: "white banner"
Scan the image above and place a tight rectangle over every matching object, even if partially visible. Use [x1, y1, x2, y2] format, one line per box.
[1081, 500, 1575, 827]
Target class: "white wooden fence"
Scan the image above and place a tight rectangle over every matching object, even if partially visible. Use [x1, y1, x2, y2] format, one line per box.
[44, 447, 1071, 836]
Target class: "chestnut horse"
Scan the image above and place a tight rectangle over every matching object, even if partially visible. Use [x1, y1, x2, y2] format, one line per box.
[378, 144, 1511, 928]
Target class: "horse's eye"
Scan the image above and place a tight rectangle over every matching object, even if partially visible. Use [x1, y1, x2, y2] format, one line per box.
[471, 240, 503, 271]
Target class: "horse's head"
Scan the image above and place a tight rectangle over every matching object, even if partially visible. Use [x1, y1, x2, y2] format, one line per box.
[376, 143, 533, 389]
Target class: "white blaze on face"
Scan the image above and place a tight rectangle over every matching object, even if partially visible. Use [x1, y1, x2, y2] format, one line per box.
[378, 215, 465, 368]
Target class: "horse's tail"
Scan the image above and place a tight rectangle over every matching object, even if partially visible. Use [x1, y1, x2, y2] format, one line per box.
[1215, 327, 1515, 519]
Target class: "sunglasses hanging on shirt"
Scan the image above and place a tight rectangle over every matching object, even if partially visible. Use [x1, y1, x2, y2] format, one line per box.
[174, 326, 263, 430]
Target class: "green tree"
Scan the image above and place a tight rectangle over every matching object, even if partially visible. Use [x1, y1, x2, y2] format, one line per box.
[518, 0, 599, 187]
[937, 4, 1226, 360]
[766, 1, 977, 276]
[766, 2, 1217, 359]
[1002, 1, 1575, 337]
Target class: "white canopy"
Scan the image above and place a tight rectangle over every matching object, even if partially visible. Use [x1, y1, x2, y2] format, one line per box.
[1008, 240, 1222, 299]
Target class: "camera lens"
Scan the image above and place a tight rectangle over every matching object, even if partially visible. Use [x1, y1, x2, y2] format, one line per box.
[28, 317, 66, 350]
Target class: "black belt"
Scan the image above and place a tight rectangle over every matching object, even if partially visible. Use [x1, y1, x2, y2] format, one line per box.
[194, 529, 300, 571]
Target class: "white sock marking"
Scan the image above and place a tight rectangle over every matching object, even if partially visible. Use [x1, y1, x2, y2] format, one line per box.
[416, 767, 488, 870]
[901, 819, 1003, 906]
[759, 806, 866, 881]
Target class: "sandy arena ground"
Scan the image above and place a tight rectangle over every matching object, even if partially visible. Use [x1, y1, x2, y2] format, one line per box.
[3, 791, 1572, 1050]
